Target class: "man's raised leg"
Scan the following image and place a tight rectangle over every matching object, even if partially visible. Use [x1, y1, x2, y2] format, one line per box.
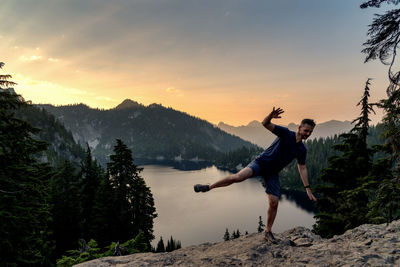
[194, 167, 253, 192]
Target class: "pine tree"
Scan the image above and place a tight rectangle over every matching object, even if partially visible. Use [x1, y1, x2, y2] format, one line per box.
[176, 240, 182, 250]
[156, 237, 165, 252]
[352, 79, 375, 143]
[367, 90, 400, 223]
[0, 62, 53, 265]
[80, 145, 104, 241]
[166, 236, 174, 252]
[223, 228, 230, 241]
[257, 216, 265, 233]
[379, 91, 400, 180]
[51, 160, 83, 258]
[90, 169, 115, 247]
[338, 79, 377, 228]
[232, 229, 241, 239]
[313, 79, 375, 238]
[165, 236, 181, 252]
[360, 0, 400, 225]
[107, 139, 157, 247]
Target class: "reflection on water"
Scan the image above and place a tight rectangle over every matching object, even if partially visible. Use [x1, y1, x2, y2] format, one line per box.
[136, 158, 213, 171]
[140, 164, 316, 248]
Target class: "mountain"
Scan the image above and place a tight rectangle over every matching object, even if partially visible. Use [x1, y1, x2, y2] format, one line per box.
[0, 88, 85, 166]
[218, 120, 353, 148]
[38, 100, 258, 166]
[15, 105, 86, 166]
[76, 219, 400, 267]
[115, 99, 142, 109]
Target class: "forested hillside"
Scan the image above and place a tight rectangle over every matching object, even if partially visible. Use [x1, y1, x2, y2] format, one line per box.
[39, 100, 259, 166]
[14, 104, 85, 165]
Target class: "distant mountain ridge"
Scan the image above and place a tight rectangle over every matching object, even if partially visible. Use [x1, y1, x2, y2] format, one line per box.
[218, 120, 353, 148]
[1, 88, 85, 166]
[17, 105, 86, 166]
[38, 100, 258, 166]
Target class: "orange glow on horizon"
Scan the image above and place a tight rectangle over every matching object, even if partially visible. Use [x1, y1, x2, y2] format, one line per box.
[0, 0, 389, 127]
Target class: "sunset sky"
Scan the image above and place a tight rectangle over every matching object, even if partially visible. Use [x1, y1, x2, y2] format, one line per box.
[0, 0, 393, 126]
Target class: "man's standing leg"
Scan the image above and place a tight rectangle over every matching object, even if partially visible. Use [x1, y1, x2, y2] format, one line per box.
[194, 167, 253, 192]
[263, 174, 280, 242]
[265, 194, 279, 240]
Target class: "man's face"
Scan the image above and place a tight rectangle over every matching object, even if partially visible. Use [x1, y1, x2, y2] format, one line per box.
[298, 124, 314, 140]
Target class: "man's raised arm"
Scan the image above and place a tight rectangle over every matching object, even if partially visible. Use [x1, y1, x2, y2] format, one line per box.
[262, 107, 284, 132]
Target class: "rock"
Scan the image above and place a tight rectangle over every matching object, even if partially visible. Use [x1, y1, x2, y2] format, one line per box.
[75, 220, 400, 267]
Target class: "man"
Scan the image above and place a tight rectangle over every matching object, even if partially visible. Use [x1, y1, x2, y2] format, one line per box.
[194, 107, 317, 242]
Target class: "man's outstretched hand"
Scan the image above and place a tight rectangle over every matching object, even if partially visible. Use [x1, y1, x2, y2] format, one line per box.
[270, 107, 284, 119]
[306, 188, 317, 202]
[262, 107, 284, 130]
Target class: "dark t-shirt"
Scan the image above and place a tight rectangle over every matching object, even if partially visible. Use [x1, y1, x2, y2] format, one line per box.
[254, 125, 307, 175]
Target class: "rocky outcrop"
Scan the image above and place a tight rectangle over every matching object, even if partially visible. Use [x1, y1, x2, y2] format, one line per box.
[76, 220, 400, 267]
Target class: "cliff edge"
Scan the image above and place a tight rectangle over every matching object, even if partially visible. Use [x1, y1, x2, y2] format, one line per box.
[76, 220, 400, 266]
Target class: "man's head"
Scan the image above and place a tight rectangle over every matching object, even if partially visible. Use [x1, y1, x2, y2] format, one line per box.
[298, 119, 315, 140]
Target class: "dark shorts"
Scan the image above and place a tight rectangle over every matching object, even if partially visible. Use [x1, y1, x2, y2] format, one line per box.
[246, 160, 281, 197]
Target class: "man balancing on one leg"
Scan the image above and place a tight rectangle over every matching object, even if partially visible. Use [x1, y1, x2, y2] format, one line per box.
[194, 107, 317, 242]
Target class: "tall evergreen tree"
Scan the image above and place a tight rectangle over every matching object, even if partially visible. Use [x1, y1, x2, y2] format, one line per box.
[352, 79, 375, 143]
[51, 160, 83, 259]
[0, 62, 53, 266]
[80, 145, 104, 241]
[360, 0, 400, 223]
[338, 79, 377, 229]
[107, 139, 157, 247]
[366, 91, 400, 223]
[313, 79, 374, 238]
[90, 169, 115, 247]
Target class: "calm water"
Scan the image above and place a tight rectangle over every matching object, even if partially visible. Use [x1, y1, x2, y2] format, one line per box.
[140, 164, 315, 247]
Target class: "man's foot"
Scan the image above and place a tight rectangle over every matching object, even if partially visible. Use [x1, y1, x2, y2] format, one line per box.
[194, 184, 210, 193]
[264, 231, 277, 243]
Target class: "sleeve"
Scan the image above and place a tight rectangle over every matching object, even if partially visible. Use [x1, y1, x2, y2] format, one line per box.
[297, 150, 306, 165]
[272, 125, 291, 138]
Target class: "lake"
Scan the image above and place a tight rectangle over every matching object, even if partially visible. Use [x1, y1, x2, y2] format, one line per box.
[140, 164, 316, 247]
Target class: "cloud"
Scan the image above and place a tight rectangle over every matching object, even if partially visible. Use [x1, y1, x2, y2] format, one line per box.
[19, 55, 43, 62]
[95, 95, 118, 102]
[166, 87, 181, 94]
[15, 73, 89, 96]
[166, 87, 184, 97]
[12, 73, 120, 108]
[48, 57, 60, 63]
